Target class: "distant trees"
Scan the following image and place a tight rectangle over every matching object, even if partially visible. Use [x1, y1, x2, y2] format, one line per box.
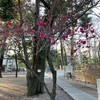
[0, 0, 15, 21]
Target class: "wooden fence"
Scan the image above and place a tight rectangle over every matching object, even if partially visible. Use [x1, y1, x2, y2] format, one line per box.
[73, 65, 100, 84]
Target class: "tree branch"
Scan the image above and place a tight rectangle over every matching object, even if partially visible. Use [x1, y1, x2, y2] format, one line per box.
[39, 0, 50, 10]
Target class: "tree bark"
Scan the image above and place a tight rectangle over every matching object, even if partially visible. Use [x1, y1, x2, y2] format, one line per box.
[26, 0, 46, 96]
[0, 53, 4, 78]
[60, 39, 64, 69]
[47, 46, 57, 100]
[15, 54, 18, 78]
[27, 50, 46, 96]
[0, 71, 2, 78]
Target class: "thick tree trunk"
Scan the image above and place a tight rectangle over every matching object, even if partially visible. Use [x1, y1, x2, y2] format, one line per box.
[27, 71, 44, 96]
[27, 50, 46, 96]
[18, 0, 46, 96]
[26, 0, 46, 96]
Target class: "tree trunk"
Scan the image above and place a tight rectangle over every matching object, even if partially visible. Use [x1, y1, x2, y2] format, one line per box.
[0, 53, 4, 78]
[70, 26, 74, 68]
[50, 70, 56, 100]
[15, 55, 18, 78]
[47, 46, 57, 100]
[27, 50, 46, 96]
[0, 70, 2, 78]
[60, 39, 64, 69]
[26, 0, 46, 96]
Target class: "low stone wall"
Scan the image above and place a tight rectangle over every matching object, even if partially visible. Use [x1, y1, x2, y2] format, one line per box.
[97, 79, 100, 99]
[73, 65, 100, 84]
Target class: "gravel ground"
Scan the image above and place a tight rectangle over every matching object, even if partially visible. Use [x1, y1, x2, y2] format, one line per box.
[61, 77, 98, 98]
[0, 76, 73, 100]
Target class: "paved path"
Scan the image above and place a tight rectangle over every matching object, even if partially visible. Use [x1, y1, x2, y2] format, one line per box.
[45, 72, 98, 100]
[57, 78, 97, 100]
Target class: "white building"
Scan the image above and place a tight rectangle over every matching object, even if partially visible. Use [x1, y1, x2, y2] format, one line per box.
[3, 55, 16, 72]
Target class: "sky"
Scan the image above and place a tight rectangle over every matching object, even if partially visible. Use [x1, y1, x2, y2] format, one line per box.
[31, 0, 35, 3]
[31, 0, 100, 17]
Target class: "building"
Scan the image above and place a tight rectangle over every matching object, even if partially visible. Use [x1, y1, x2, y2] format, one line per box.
[3, 55, 16, 72]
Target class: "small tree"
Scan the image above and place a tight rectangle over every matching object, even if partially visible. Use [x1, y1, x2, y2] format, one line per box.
[0, 0, 15, 78]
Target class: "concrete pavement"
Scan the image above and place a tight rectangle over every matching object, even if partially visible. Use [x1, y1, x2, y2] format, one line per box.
[45, 72, 98, 100]
[57, 78, 97, 100]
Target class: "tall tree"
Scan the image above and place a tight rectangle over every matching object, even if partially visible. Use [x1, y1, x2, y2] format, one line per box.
[0, 0, 99, 100]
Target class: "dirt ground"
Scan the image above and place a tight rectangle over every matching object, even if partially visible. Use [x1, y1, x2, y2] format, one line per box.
[0, 75, 73, 100]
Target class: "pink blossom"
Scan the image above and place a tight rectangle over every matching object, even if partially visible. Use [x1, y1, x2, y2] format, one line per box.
[62, 26, 66, 30]
[52, 41, 56, 45]
[0, 18, 2, 21]
[62, 15, 68, 20]
[3, 43, 6, 47]
[66, 31, 70, 35]
[38, 21, 44, 27]
[86, 33, 88, 38]
[40, 33, 45, 38]
[85, 23, 89, 28]
[82, 41, 86, 44]
[90, 29, 94, 33]
[89, 23, 92, 26]
[32, 30, 36, 33]
[44, 22, 47, 26]
[7, 21, 12, 26]
[36, 37, 40, 40]
[62, 35, 66, 40]
[28, 26, 31, 31]
[72, 31, 74, 34]
[2, 34, 7, 38]
[78, 45, 81, 48]
[76, 41, 79, 44]
[75, 29, 77, 31]
[80, 28, 84, 33]
[14, 38, 18, 41]
[86, 46, 90, 48]
[27, 32, 30, 34]
[50, 36, 54, 40]
[16, 30, 19, 34]
[80, 40, 86, 44]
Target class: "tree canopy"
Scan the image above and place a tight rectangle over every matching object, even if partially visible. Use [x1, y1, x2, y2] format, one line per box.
[0, 0, 15, 21]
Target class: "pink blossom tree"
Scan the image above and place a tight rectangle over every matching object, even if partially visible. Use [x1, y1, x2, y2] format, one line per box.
[0, 0, 100, 100]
